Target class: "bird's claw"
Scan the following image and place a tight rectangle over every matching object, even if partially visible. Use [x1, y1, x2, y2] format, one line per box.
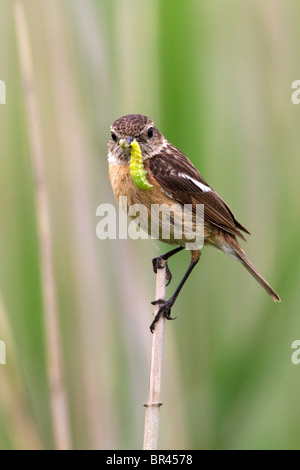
[165, 266, 172, 286]
[150, 298, 177, 333]
[152, 257, 173, 286]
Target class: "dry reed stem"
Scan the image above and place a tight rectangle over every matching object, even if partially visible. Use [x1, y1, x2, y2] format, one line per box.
[13, 0, 71, 450]
[143, 259, 167, 450]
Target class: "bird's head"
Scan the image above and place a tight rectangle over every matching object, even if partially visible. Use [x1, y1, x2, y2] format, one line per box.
[108, 114, 164, 164]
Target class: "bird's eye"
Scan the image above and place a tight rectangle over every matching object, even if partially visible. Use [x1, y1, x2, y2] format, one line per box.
[111, 132, 117, 142]
[147, 127, 154, 138]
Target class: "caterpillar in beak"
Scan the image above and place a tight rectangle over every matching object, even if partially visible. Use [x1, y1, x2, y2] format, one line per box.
[129, 140, 153, 190]
[119, 138, 153, 190]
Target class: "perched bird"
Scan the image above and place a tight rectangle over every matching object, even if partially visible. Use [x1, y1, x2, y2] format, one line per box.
[108, 114, 280, 332]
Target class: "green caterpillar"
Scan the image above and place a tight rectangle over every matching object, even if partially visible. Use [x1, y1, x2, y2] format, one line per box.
[129, 140, 153, 190]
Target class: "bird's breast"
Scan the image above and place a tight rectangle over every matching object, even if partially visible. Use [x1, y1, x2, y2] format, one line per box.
[108, 160, 213, 246]
[109, 161, 171, 208]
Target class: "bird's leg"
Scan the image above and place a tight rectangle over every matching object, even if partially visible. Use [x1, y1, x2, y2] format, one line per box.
[152, 246, 184, 286]
[150, 250, 201, 333]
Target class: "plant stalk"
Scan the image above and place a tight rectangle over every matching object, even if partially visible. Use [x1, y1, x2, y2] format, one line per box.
[143, 259, 167, 450]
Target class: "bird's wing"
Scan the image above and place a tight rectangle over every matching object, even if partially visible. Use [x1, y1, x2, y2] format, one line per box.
[149, 144, 250, 240]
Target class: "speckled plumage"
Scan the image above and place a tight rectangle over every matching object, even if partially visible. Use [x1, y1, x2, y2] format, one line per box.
[112, 114, 150, 138]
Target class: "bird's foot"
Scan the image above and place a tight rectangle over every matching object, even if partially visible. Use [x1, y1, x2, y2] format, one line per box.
[150, 298, 177, 333]
[152, 256, 172, 286]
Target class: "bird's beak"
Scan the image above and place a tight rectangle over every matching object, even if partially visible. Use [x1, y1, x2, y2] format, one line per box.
[119, 136, 133, 149]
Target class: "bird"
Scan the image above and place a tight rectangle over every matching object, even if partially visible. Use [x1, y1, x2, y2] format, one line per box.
[108, 114, 281, 332]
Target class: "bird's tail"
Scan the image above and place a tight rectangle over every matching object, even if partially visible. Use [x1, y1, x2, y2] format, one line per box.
[230, 243, 281, 302]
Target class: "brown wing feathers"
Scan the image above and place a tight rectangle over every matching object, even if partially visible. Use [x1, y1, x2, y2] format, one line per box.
[149, 146, 250, 241]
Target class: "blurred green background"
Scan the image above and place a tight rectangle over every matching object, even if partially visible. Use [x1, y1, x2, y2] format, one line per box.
[1, 0, 300, 450]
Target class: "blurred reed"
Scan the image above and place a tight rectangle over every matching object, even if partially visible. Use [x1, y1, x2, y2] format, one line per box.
[13, 0, 71, 449]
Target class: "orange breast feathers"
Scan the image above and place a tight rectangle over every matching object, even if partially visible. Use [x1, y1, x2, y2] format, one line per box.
[109, 161, 173, 209]
[108, 160, 210, 245]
